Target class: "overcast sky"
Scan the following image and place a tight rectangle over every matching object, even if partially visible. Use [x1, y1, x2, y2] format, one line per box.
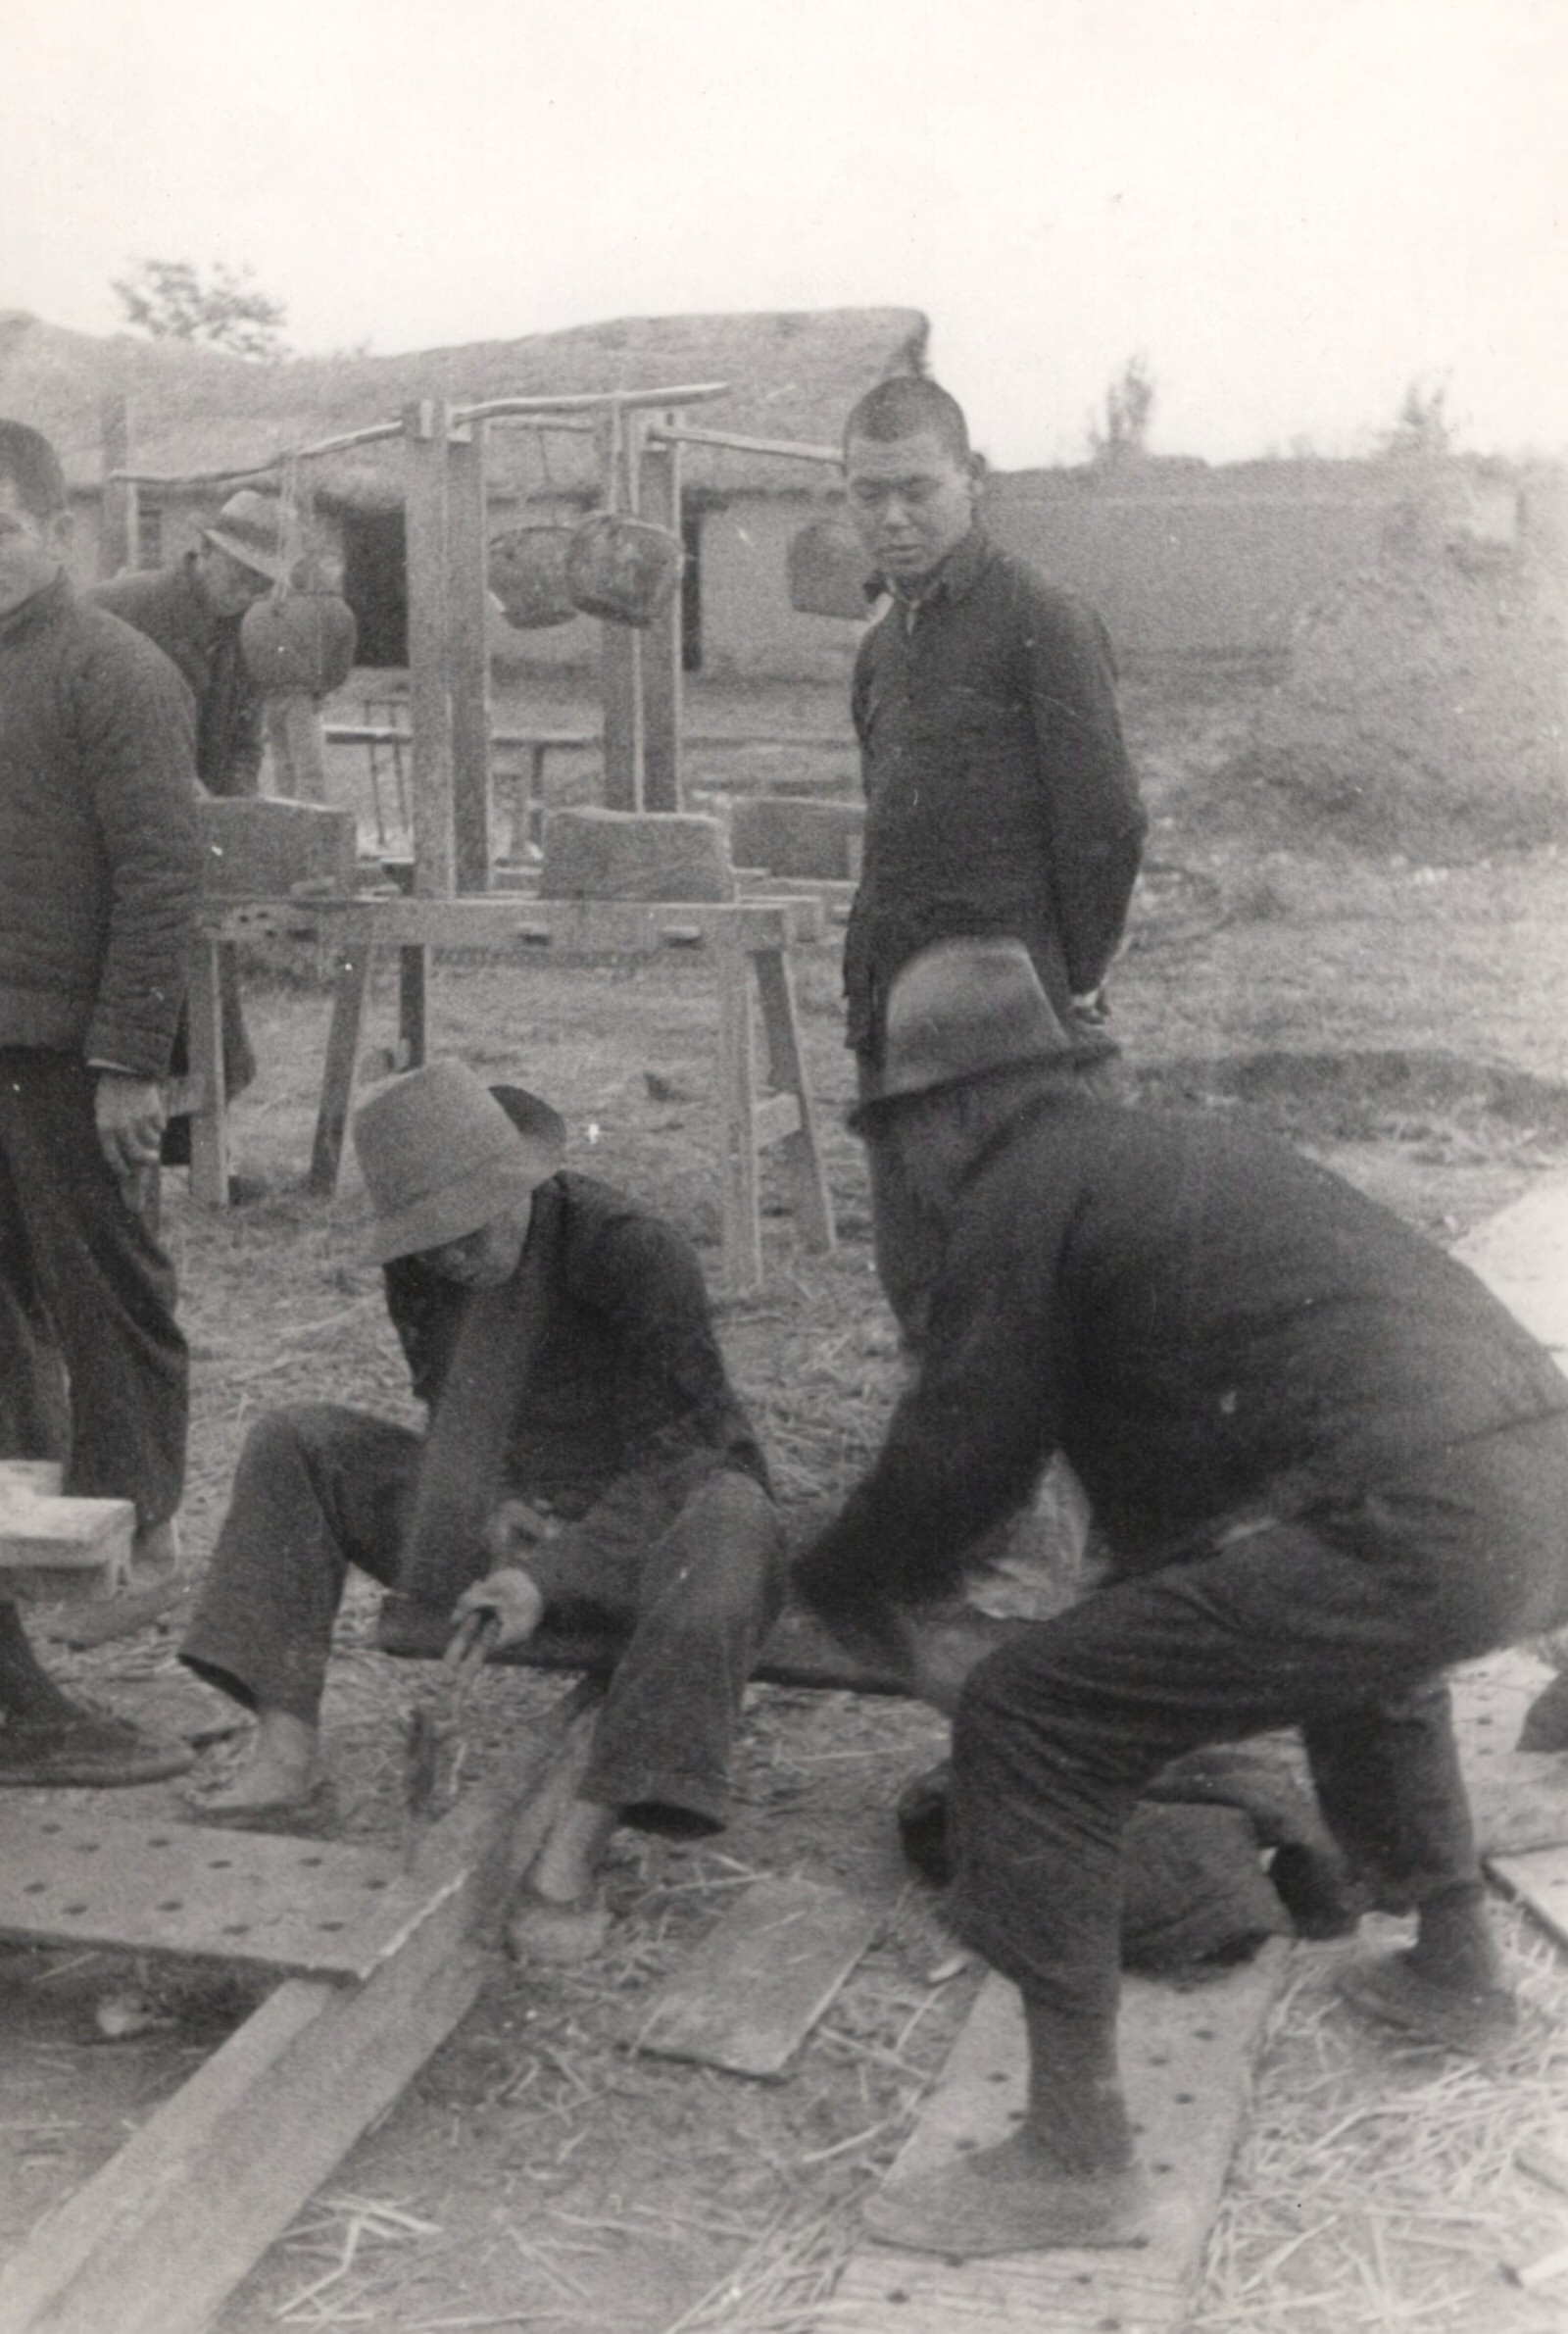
[7, 0, 1563, 469]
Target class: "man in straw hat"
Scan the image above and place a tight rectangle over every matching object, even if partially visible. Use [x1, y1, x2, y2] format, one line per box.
[795, 936, 1568, 2257]
[93, 487, 294, 1187]
[181, 1058, 784, 1961]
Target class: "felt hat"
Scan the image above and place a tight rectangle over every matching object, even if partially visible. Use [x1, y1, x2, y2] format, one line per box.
[202, 488, 288, 581]
[852, 938, 1101, 1130]
[352, 1058, 565, 1265]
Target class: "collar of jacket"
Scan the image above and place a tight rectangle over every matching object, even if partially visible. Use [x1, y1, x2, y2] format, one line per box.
[878, 525, 990, 614]
[0, 571, 72, 647]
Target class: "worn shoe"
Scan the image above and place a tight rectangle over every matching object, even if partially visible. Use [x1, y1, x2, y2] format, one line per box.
[1337, 1950, 1518, 2057]
[0, 1708, 194, 1788]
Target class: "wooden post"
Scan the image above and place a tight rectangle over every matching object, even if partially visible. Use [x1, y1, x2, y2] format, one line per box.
[715, 937, 763, 1294]
[640, 414, 683, 814]
[308, 944, 374, 1193]
[399, 944, 428, 1069]
[446, 419, 492, 890]
[265, 693, 328, 803]
[596, 409, 643, 812]
[403, 402, 456, 897]
[99, 394, 136, 580]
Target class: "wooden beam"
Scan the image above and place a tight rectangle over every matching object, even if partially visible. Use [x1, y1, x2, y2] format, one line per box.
[308, 943, 375, 1196]
[404, 402, 456, 898]
[453, 382, 731, 425]
[640, 415, 683, 814]
[0, 1685, 601, 2334]
[203, 895, 823, 955]
[446, 421, 493, 892]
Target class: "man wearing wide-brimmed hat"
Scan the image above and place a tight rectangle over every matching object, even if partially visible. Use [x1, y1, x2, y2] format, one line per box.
[795, 936, 1568, 2259]
[92, 487, 296, 1179]
[181, 1058, 784, 1962]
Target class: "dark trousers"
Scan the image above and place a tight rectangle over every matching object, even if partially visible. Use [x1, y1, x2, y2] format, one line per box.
[0, 1051, 187, 1527]
[181, 1404, 786, 1834]
[948, 1414, 1568, 2022]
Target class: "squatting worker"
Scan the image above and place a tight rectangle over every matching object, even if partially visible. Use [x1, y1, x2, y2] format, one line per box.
[795, 936, 1568, 2259]
[181, 1058, 785, 1963]
[92, 489, 285, 1187]
[840, 374, 1146, 1343]
[0, 417, 200, 1785]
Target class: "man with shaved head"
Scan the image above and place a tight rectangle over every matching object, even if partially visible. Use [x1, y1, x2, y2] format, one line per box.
[840, 373, 1147, 1344]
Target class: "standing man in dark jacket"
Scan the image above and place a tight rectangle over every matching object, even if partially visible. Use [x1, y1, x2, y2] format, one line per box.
[91, 488, 287, 1152]
[840, 375, 1147, 1339]
[796, 937, 1568, 2259]
[182, 1059, 784, 1962]
[0, 418, 201, 1784]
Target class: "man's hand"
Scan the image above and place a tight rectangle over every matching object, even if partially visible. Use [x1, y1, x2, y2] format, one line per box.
[482, 1497, 560, 1566]
[452, 1565, 544, 1651]
[94, 1072, 166, 1180]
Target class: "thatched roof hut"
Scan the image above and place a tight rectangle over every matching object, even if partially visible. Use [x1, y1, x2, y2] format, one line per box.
[0, 306, 928, 512]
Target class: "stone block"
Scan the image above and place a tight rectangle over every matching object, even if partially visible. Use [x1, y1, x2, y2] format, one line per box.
[539, 809, 736, 903]
[727, 795, 865, 881]
[200, 796, 359, 899]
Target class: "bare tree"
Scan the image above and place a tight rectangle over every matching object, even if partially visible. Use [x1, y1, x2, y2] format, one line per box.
[1378, 374, 1455, 459]
[1089, 354, 1156, 464]
[112, 258, 289, 361]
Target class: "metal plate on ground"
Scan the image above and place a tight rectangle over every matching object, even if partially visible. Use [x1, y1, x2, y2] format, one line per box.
[833, 1946, 1287, 2334]
[0, 1803, 462, 1981]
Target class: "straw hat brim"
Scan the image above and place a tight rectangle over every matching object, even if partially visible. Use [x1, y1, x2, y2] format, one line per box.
[360, 1143, 557, 1265]
[848, 1034, 1119, 1135]
[202, 524, 286, 582]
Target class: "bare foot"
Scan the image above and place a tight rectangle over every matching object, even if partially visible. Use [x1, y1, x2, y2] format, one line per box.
[504, 1883, 612, 1966]
[1337, 1951, 1517, 2058]
[198, 1713, 323, 1820]
[864, 2136, 1152, 2258]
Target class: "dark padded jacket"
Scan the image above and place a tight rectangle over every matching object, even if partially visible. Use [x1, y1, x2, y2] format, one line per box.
[0, 577, 201, 1076]
[798, 1089, 1568, 1624]
[90, 556, 263, 794]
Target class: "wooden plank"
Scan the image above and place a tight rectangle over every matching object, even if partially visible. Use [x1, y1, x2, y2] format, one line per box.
[834, 1947, 1288, 2334]
[631, 1875, 878, 2076]
[182, 935, 228, 1207]
[640, 417, 683, 814]
[752, 1090, 803, 1149]
[1453, 1171, 1568, 1362]
[205, 894, 821, 954]
[446, 421, 493, 892]
[308, 942, 374, 1195]
[404, 400, 456, 898]
[0, 1683, 601, 2334]
[0, 1803, 464, 1981]
[1493, 1842, 1568, 1951]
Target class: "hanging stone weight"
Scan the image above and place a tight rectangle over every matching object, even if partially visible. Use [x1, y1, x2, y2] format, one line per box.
[787, 516, 870, 620]
[567, 514, 683, 628]
[241, 590, 359, 696]
[488, 523, 580, 629]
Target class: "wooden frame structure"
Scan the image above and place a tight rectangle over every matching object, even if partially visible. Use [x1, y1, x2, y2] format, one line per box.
[119, 383, 850, 1291]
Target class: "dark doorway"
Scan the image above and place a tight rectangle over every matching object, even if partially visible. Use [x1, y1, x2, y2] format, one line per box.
[681, 513, 703, 672]
[341, 509, 408, 668]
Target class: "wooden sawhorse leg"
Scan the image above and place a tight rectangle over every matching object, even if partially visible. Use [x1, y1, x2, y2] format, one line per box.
[716, 939, 836, 1297]
[309, 943, 375, 1196]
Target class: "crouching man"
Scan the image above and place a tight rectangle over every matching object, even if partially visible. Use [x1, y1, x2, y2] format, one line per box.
[795, 938, 1568, 2259]
[181, 1059, 785, 1961]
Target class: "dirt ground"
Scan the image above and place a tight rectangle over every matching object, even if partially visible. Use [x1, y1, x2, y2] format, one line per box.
[6, 655, 1568, 2332]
